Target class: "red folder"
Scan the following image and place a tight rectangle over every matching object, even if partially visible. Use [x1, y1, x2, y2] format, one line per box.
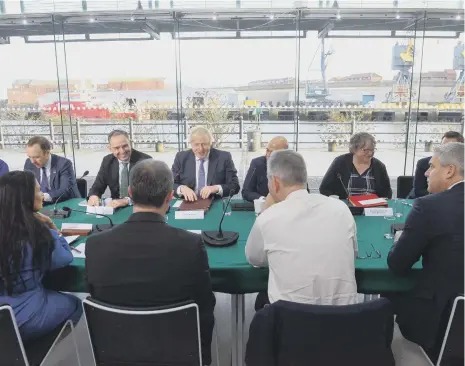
[348, 194, 388, 208]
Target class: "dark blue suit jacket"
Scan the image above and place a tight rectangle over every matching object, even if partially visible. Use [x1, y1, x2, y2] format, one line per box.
[241, 156, 269, 202]
[24, 154, 80, 202]
[171, 148, 240, 198]
[409, 156, 430, 199]
[0, 159, 9, 177]
[388, 182, 464, 350]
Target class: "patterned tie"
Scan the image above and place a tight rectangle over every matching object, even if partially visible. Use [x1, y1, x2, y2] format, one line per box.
[40, 167, 49, 193]
[120, 162, 129, 198]
[197, 159, 206, 195]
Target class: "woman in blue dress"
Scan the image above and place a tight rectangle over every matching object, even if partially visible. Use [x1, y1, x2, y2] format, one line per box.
[0, 170, 82, 341]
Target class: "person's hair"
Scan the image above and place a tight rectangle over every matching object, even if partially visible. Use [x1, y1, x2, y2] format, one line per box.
[442, 131, 464, 143]
[108, 130, 129, 143]
[129, 159, 173, 208]
[267, 150, 308, 186]
[349, 132, 376, 153]
[26, 136, 52, 152]
[433, 142, 464, 177]
[189, 126, 213, 144]
[0, 171, 54, 296]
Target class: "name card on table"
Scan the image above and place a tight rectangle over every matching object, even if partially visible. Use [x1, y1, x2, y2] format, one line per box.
[175, 210, 205, 220]
[364, 207, 393, 217]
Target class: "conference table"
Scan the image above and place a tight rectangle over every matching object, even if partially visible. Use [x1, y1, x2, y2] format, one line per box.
[45, 198, 421, 366]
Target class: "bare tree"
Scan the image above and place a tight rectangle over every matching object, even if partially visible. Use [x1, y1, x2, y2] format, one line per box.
[185, 89, 237, 147]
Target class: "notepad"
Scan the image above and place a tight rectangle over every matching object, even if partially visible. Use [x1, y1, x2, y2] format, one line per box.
[359, 198, 388, 206]
[172, 200, 183, 208]
[71, 243, 86, 258]
[65, 235, 80, 245]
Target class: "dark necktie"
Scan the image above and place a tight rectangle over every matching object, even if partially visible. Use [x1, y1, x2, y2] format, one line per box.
[197, 159, 206, 195]
[120, 162, 129, 198]
[40, 167, 49, 193]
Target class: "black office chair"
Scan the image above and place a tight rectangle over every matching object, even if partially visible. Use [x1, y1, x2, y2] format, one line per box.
[76, 179, 87, 199]
[422, 295, 464, 366]
[246, 298, 395, 366]
[0, 305, 81, 366]
[82, 297, 203, 366]
[396, 176, 414, 199]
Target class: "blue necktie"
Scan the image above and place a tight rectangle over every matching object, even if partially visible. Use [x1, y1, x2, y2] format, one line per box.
[40, 167, 49, 193]
[197, 159, 206, 195]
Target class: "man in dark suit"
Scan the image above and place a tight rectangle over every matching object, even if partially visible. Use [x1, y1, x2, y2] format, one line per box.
[409, 131, 464, 199]
[171, 126, 240, 201]
[388, 142, 464, 364]
[24, 136, 80, 203]
[242, 136, 288, 202]
[88, 130, 151, 208]
[86, 159, 215, 365]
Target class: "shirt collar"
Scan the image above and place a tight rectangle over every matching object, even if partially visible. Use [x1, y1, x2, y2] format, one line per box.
[449, 180, 464, 190]
[285, 189, 309, 201]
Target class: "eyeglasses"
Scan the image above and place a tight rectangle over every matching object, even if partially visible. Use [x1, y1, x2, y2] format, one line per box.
[361, 147, 377, 153]
[357, 244, 382, 259]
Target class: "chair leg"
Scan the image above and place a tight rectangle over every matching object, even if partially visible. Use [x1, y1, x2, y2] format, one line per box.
[214, 322, 220, 366]
[39, 320, 81, 366]
[69, 322, 82, 366]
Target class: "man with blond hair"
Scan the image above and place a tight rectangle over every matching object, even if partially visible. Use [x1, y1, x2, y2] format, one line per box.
[171, 126, 240, 201]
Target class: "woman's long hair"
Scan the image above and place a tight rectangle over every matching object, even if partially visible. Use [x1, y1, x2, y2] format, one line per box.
[0, 171, 53, 295]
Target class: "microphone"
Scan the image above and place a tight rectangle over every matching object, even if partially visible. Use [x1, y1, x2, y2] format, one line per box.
[201, 189, 239, 247]
[62, 206, 116, 233]
[43, 170, 90, 219]
[337, 173, 350, 199]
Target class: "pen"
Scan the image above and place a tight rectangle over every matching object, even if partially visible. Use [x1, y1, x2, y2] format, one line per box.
[71, 247, 81, 254]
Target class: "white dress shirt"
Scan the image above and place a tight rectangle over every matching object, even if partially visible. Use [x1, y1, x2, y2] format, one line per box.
[245, 189, 358, 305]
[41, 157, 53, 202]
[177, 153, 223, 196]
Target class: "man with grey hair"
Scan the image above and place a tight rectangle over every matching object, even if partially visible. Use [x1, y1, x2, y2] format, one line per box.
[171, 126, 240, 201]
[86, 159, 215, 365]
[387, 142, 464, 364]
[245, 150, 358, 307]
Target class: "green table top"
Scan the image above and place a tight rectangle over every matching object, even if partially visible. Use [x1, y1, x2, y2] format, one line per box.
[44, 198, 420, 295]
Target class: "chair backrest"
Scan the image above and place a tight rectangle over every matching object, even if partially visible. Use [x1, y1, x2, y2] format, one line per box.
[76, 179, 87, 199]
[82, 297, 202, 366]
[0, 305, 29, 366]
[437, 296, 464, 365]
[396, 175, 414, 199]
[246, 298, 395, 366]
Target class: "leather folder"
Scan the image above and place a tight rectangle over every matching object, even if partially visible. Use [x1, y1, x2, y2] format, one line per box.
[179, 197, 213, 212]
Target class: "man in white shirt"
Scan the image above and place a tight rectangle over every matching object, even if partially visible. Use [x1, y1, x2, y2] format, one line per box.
[246, 149, 358, 307]
[171, 126, 240, 201]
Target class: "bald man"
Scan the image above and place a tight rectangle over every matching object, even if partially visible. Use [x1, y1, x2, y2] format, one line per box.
[242, 136, 288, 202]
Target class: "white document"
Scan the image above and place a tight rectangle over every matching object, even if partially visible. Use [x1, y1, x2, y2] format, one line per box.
[188, 230, 202, 234]
[71, 243, 86, 258]
[364, 208, 393, 217]
[78, 200, 88, 207]
[86, 206, 114, 216]
[61, 223, 93, 231]
[172, 200, 183, 208]
[65, 235, 80, 245]
[175, 210, 205, 220]
[358, 198, 387, 206]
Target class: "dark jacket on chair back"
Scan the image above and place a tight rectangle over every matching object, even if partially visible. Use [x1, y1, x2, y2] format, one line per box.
[319, 153, 392, 199]
[85, 212, 216, 365]
[241, 156, 269, 201]
[88, 149, 151, 199]
[388, 182, 464, 350]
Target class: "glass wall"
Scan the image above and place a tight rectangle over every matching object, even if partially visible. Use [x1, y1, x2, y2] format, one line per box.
[1, 1, 464, 197]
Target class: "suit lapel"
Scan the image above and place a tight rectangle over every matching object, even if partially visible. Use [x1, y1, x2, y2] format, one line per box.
[207, 149, 219, 185]
[187, 151, 197, 188]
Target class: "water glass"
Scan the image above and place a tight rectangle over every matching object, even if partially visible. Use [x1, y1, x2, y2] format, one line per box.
[393, 198, 403, 218]
[383, 215, 396, 239]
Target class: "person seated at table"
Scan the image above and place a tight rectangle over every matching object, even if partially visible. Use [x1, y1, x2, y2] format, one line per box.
[319, 132, 392, 199]
[24, 136, 80, 203]
[87, 130, 151, 208]
[171, 126, 240, 201]
[387, 142, 464, 365]
[0, 158, 9, 177]
[245, 150, 358, 307]
[241, 136, 288, 202]
[408, 131, 464, 199]
[85, 159, 216, 365]
[0, 171, 82, 342]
